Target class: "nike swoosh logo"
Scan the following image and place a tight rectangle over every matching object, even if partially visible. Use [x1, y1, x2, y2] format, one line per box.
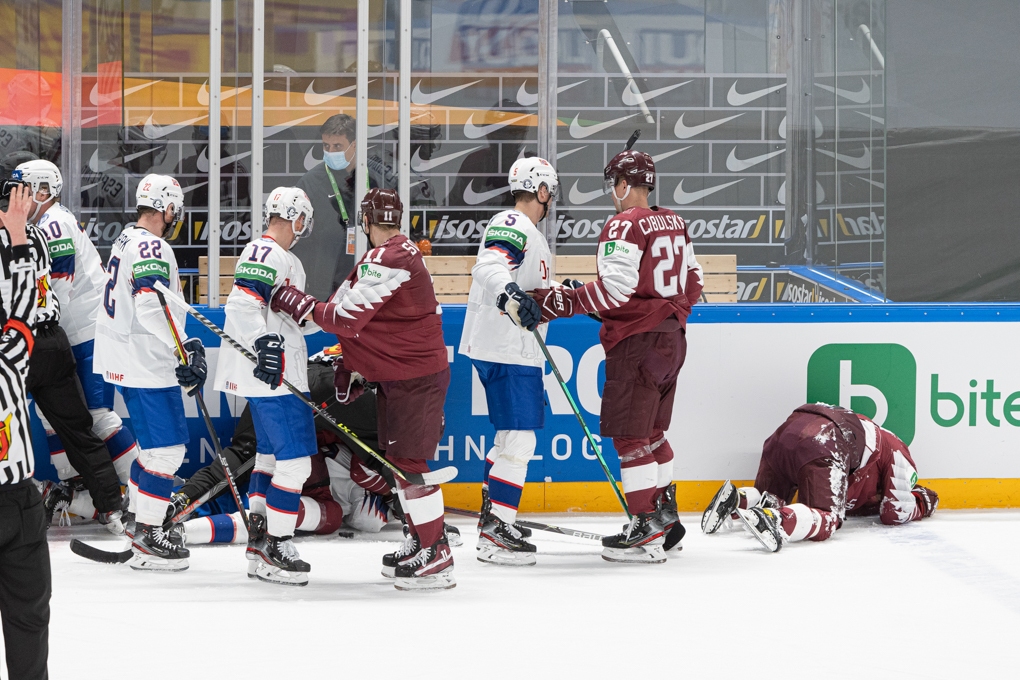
[777, 180, 825, 205]
[778, 116, 823, 140]
[410, 79, 483, 105]
[674, 112, 743, 139]
[568, 181, 606, 205]
[265, 113, 321, 138]
[411, 146, 481, 172]
[303, 81, 359, 106]
[857, 176, 884, 190]
[88, 150, 108, 173]
[673, 178, 742, 205]
[556, 146, 586, 160]
[815, 78, 871, 104]
[568, 113, 636, 139]
[464, 113, 530, 139]
[89, 79, 160, 106]
[621, 80, 690, 106]
[144, 114, 208, 140]
[367, 122, 398, 138]
[650, 147, 690, 163]
[388, 440, 397, 445]
[725, 147, 785, 172]
[516, 80, 587, 106]
[817, 145, 872, 170]
[197, 148, 252, 173]
[856, 110, 884, 125]
[304, 147, 321, 172]
[463, 181, 510, 205]
[197, 82, 251, 106]
[182, 181, 208, 194]
[726, 82, 786, 106]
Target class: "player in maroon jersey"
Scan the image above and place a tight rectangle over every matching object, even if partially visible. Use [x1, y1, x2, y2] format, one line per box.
[531, 150, 703, 564]
[270, 188, 454, 591]
[701, 403, 939, 552]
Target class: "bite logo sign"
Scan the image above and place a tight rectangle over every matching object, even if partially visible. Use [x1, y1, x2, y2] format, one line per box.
[806, 344, 916, 444]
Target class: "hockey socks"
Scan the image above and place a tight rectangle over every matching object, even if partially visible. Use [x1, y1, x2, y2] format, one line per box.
[395, 459, 445, 549]
[46, 431, 76, 481]
[184, 513, 246, 544]
[486, 430, 535, 525]
[615, 439, 659, 515]
[651, 435, 674, 496]
[777, 503, 838, 542]
[296, 494, 344, 534]
[104, 426, 141, 486]
[135, 464, 175, 526]
[265, 456, 312, 538]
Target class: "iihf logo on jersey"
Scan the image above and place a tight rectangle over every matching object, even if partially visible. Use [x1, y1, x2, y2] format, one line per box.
[0, 413, 13, 461]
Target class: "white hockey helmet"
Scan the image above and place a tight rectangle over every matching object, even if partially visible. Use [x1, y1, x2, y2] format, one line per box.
[15, 159, 62, 198]
[265, 186, 314, 242]
[136, 173, 185, 223]
[508, 156, 559, 200]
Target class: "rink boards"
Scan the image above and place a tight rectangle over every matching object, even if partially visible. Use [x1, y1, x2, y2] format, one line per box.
[28, 303, 1020, 511]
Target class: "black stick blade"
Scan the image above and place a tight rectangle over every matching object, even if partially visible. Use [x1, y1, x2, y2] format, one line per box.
[625, 129, 641, 150]
[70, 539, 133, 564]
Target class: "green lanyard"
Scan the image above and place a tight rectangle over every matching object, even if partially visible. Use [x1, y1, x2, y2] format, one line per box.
[324, 165, 350, 225]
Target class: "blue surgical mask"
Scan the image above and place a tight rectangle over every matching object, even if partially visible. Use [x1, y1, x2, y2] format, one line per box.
[323, 150, 350, 171]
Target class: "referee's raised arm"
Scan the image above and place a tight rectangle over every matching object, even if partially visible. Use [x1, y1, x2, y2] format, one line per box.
[0, 180, 50, 680]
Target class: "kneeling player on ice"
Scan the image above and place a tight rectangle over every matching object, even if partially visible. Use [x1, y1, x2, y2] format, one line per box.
[271, 188, 454, 591]
[701, 403, 939, 552]
[459, 156, 560, 566]
[213, 187, 319, 586]
[531, 151, 703, 564]
[93, 174, 205, 571]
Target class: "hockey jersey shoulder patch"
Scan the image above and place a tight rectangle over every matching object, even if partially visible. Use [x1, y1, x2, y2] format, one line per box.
[131, 258, 171, 295]
[233, 242, 281, 303]
[484, 222, 528, 268]
[47, 237, 76, 279]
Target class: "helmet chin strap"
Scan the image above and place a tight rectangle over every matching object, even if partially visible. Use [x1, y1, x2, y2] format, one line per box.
[612, 182, 631, 204]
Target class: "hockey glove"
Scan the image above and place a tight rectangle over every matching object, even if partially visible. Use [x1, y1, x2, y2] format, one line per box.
[912, 485, 939, 518]
[166, 492, 191, 523]
[530, 287, 575, 323]
[333, 357, 366, 404]
[562, 279, 602, 322]
[271, 285, 318, 325]
[496, 282, 541, 331]
[253, 333, 285, 389]
[175, 338, 208, 390]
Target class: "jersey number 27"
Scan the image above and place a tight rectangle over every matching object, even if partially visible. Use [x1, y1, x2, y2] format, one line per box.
[651, 235, 687, 297]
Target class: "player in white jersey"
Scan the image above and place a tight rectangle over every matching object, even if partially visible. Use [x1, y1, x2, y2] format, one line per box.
[213, 187, 318, 586]
[94, 173, 206, 571]
[16, 160, 141, 510]
[458, 156, 561, 565]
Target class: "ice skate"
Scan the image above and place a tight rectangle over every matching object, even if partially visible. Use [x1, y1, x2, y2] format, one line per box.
[477, 515, 537, 566]
[736, 507, 783, 553]
[656, 483, 686, 552]
[129, 523, 190, 572]
[381, 531, 420, 578]
[98, 509, 127, 536]
[255, 535, 311, 586]
[394, 535, 456, 591]
[480, 488, 531, 538]
[601, 513, 666, 564]
[445, 523, 463, 547]
[245, 512, 267, 578]
[43, 479, 74, 527]
[701, 480, 738, 534]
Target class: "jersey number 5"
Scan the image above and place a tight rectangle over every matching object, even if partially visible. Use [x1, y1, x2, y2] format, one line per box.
[104, 257, 120, 318]
[651, 235, 687, 297]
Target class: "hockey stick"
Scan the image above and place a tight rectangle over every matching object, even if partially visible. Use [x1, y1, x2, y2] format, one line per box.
[70, 456, 260, 565]
[444, 506, 606, 542]
[532, 331, 631, 518]
[152, 281, 458, 487]
[155, 288, 249, 532]
[625, 129, 641, 151]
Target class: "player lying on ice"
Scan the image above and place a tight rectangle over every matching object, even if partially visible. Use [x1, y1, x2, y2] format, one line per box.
[701, 402, 939, 552]
[530, 150, 703, 564]
[270, 188, 455, 591]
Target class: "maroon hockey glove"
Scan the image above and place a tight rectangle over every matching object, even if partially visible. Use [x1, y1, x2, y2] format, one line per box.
[531, 287, 575, 323]
[912, 485, 939, 518]
[333, 358, 366, 404]
[271, 285, 317, 324]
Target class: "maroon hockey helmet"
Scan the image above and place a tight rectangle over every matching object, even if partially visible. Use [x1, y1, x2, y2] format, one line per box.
[358, 187, 403, 228]
[603, 150, 655, 193]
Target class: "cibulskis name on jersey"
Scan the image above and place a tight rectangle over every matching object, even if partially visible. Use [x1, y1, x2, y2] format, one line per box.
[94, 225, 186, 388]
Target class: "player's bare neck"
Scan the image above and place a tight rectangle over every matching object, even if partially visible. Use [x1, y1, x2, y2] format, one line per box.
[369, 226, 400, 248]
[135, 215, 165, 238]
[514, 198, 544, 226]
[265, 221, 295, 250]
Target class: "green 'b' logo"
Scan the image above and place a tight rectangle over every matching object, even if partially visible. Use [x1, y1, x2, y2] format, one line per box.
[806, 343, 917, 444]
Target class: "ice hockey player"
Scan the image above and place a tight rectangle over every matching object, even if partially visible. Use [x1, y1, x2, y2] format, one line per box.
[458, 156, 560, 566]
[271, 188, 454, 591]
[1, 160, 126, 534]
[93, 173, 203, 571]
[213, 187, 319, 586]
[531, 150, 703, 564]
[15, 160, 141, 526]
[701, 403, 939, 552]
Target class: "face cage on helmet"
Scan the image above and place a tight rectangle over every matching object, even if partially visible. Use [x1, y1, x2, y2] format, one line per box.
[264, 207, 314, 242]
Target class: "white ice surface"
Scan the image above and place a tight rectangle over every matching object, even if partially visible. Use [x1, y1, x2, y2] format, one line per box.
[36, 511, 1020, 679]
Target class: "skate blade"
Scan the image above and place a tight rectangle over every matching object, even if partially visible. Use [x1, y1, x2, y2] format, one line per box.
[445, 533, 463, 548]
[476, 544, 537, 567]
[393, 572, 457, 591]
[735, 509, 782, 553]
[701, 481, 736, 534]
[381, 566, 396, 579]
[254, 563, 309, 586]
[128, 553, 189, 572]
[247, 560, 258, 579]
[601, 545, 666, 564]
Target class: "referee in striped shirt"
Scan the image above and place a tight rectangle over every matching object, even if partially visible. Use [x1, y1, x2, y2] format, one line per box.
[0, 182, 50, 680]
